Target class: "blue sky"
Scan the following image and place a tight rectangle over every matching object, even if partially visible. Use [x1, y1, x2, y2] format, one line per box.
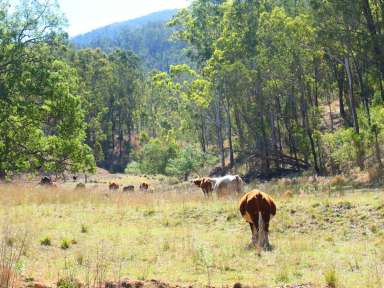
[57, 0, 189, 36]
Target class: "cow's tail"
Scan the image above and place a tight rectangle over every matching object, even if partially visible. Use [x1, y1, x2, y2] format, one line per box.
[258, 211, 264, 232]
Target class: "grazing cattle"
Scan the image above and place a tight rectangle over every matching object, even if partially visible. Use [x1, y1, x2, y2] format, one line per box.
[40, 176, 53, 186]
[109, 182, 120, 191]
[39, 176, 57, 187]
[139, 182, 149, 191]
[212, 175, 244, 197]
[123, 185, 135, 192]
[192, 178, 214, 197]
[239, 190, 276, 250]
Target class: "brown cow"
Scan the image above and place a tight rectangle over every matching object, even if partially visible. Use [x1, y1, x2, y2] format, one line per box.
[123, 185, 135, 192]
[193, 178, 214, 197]
[239, 190, 276, 250]
[39, 176, 57, 188]
[40, 176, 53, 186]
[139, 182, 149, 191]
[109, 182, 120, 191]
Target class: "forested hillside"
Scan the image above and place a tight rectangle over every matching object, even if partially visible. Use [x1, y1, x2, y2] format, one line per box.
[2, 0, 384, 181]
[71, 10, 188, 71]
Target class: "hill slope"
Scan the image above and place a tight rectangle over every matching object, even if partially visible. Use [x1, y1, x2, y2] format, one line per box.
[71, 9, 188, 71]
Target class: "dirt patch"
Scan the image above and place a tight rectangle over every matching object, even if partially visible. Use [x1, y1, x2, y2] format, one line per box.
[21, 278, 328, 288]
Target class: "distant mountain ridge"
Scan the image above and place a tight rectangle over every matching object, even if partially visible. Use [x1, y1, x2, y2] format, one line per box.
[71, 9, 188, 71]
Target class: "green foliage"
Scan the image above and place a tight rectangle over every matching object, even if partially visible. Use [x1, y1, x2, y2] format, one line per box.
[322, 128, 357, 170]
[324, 266, 338, 288]
[80, 225, 88, 233]
[165, 145, 209, 180]
[40, 237, 52, 246]
[126, 142, 217, 179]
[60, 240, 70, 250]
[4, 0, 384, 178]
[125, 139, 178, 175]
[0, 1, 95, 178]
[70, 48, 141, 172]
[57, 277, 81, 288]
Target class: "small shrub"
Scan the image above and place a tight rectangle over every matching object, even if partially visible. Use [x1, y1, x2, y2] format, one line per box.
[80, 224, 88, 233]
[162, 241, 170, 251]
[60, 240, 70, 250]
[324, 267, 337, 288]
[368, 166, 383, 183]
[166, 177, 180, 185]
[40, 237, 51, 246]
[143, 208, 155, 217]
[75, 253, 84, 266]
[4, 237, 15, 247]
[330, 175, 346, 187]
[57, 277, 81, 288]
[0, 230, 27, 288]
[325, 236, 334, 242]
[275, 267, 290, 284]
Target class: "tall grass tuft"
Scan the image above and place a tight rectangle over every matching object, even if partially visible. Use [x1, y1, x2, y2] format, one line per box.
[0, 228, 28, 288]
[324, 266, 338, 288]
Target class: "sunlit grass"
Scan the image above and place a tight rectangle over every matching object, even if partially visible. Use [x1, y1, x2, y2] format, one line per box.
[0, 180, 383, 287]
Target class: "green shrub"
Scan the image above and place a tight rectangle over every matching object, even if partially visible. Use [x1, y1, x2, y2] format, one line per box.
[57, 277, 81, 288]
[126, 139, 177, 175]
[60, 239, 70, 250]
[165, 145, 206, 180]
[322, 128, 358, 172]
[80, 224, 88, 233]
[126, 141, 218, 180]
[324, 267, 337, 288]
[40, 237, 51, 246]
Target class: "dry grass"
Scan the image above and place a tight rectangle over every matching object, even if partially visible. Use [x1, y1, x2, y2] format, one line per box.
[0, 178, 383, 287]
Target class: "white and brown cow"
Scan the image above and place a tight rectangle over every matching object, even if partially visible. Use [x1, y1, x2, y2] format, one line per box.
[212, 175, 244, 197]
[193, 175, 244, 197]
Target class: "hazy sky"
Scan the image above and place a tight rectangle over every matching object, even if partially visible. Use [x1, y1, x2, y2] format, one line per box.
[57, 0, 189, 36]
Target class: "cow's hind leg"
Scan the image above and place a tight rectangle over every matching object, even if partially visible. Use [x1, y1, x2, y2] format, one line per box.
[250, 213, 259, 246]
[260, 212, 272, 251]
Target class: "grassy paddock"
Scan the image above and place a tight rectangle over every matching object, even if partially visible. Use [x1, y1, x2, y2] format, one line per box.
[0, 181, 383, 287]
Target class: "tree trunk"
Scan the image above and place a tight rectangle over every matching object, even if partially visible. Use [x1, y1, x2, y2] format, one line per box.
[362, 0, 384, 97]
[214, 91, 225, 170]
[313, 58, 320, 108]
[345, 56, 359, 134]
[0, 169, 6, 181]
[200, 113, 207, 153]
[373, 126, 383, 168]
[353, 55, 371, 125]
[259, 113, 271, 176]
[234, 106, 245, 150]
[225, 101, 234, 169]
[333, 63, 348, 125]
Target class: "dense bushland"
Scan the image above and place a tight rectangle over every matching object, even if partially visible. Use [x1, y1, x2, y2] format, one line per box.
[2, 0, 384, 180]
